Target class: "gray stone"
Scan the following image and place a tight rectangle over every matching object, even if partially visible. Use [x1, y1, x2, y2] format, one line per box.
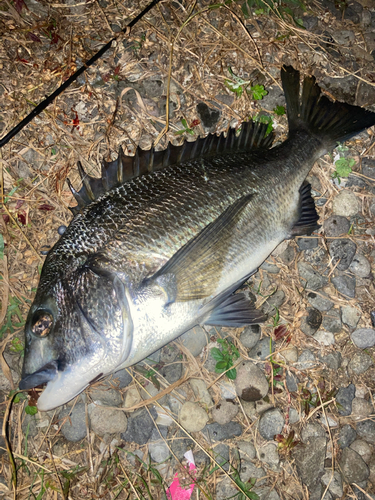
[296, 349, 316, 370]
[216, 477, 237, 500]
[254, 488, 281, 500]
[339, 447, 370, 484]
[60, 404, 87, 442]
[307, 292, 334, 312]
[350, 439, 373, 464]
[349, 254, 371, 277]
[303, 247, 329, 270]
[285, 372, 298, 392]
[321, 470, 344, 498]
[149, 427, 170, 463]
[235, 362, 269, 402]
[313, 330, 335, 346]
[332, 30, 355, 44]
[322, 309, 342, 333]
[341, 305, 361, 329]
[240, 324, 261, 349]
[362, 157, 375, 179]
[293, 437, 327, 489]
[279, 245, 295, 265]
[258, 408, 284, 441]
[160, 362, 182, 384]
[351, 398, 373, 419]
[328, 239, 357, 271]
[90, 406, 127, 436]
[89, 387, 122, 407]
[331, 274, 356, 298]
[336, 384, 356, 416]
[237, 440, 256, 461]
[296, 237, 318, 251]
[301, 422, 326, 443]
[121, 408, 157, 445]
[356, 420, 375, 444]
[289, 408, 300, 424]
[320, 351, 342, 370]
[332, 190, 359, 217]
[261, 290, 285, 315]
[170, 429, 194, 461]
[111, 369, 132, 388]
[189, 378, 213, 407]
[349, 352, 373, 375]
[203, 421, 242, 442]
[211, 400, 239, 425]
[179, 402, 208, 432]
[240, 461, 266, 485]
[298, 262, 328, 290]
[324, 215, 350, 237]
[160, 344, 179, 363]
[351, 328, 375, 348]
[212, 443, 230, 471]
[258, 442, 280, 471]
[300, 308, 322, 336]
[260, 261, 280, 273]
[248, 337, 274, 361]
[180, 326, 208, 356]
[255, 399, 273, 415]
[339, 425, 357, 448]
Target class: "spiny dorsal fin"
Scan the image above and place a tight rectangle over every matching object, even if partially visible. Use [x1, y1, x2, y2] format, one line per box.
[68, 120, 274, 215]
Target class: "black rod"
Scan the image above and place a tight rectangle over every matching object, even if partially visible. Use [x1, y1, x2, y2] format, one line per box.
[0, 0, 162, 149]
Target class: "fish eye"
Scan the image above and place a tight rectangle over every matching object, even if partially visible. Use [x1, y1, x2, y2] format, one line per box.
[31, 311, 54, 338]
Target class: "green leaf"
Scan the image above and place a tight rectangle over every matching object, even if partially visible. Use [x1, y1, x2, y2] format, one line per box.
[274, 105, 285, 116]
[25, 404, 38, 416]
[250, 84, 267, 100]
[216, 360, 229, 370]
[211, 347, 224, 361]
[335, 157, 353, 178]
[181, 118, 188, 128]
[226, 368, 237, 380]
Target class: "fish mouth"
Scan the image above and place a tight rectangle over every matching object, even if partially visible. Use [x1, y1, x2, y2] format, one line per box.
[19, 361, 58, 391]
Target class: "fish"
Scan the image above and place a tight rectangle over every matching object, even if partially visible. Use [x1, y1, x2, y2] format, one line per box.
[19, 66, 375, 411]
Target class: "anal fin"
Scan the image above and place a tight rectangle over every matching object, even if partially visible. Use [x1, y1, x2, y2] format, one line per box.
[204, 292, 266, 327]
[290, 182, 320, 237]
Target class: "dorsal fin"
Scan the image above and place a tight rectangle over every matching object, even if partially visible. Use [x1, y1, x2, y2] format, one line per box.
[68, 120, 274, 215]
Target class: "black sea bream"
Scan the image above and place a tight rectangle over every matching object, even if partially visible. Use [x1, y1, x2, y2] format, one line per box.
[20, 66, 375, 410]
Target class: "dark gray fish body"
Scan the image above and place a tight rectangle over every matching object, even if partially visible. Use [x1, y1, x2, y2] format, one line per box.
[20, 67, 375, 410]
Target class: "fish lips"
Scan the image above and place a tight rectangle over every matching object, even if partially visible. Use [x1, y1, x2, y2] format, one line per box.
[19, 360, 58, 391]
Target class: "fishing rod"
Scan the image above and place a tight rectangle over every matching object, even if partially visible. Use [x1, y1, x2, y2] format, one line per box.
[0, 0, 162, 149]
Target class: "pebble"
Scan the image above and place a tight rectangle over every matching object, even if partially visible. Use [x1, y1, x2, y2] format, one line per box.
[111, 369, 132, 388]
[321, 470, 344, 498]
[339, 425, 357, 448]
[296, 237, 318, 251]
[331, 274, 356, 298]
[248, 337, 274, 361]
[261, 290, 285, 316]
[170, 429, 194, 461]
[213, 443, 230, 470]
[328, 239, 357, 270]
[240, 324, 261, 349]
[89, 387, 122, 407]
[298, 262, 328, 290]
[203, 421, 242, 442]
[350, 439, 373, 464]
[322, 309, 342, 333]
[161, 362, 182, 384]
[189, 378, 213, 407]
[356, 420, 375, 444]
[211, 400, 238, 425]
[258, 442, 280, 471]
[180, 326, 208, 356]
[339, 447, 370, 484]
[258, 408, 284, 440]
[121, 408, 157, 445]
[303, 247, 328, 270]
[218, 380, 237, 400]
[352, 398, 373, 420]
[280, 346, 298, 363]
[296, 349, 316, 370]
[279, 245, 295, 265]
[301, 422, 326, 443]
[351, 328, 375, 348]
[123, 385, 141, 409]
[285, 372, 298, 392]
[255, 399, 274, 415]
[240, 461, 266, 485]
[179, 402, 208, 432]
[313, 330, 335, 346]
[341, 305, 361, 329]
[320, 352, 342, 370]
[60, 404, 87, 442]
[292, 437, 327, 489]
[332, 190, 359, 216]
[148, 427, 170, 463]
[307, 292, 333, 312]
[155, 405, 174, 427]
[90, 405, 127, 436]
[348, 352, 373, 375]
[289, 408, 300, 424]
[216, 477, 237, 500]
[336, 383, 356, 416]
[260, 261, 280, 273]
[237, 440, 256, 461]
[349, 254, 371, 277]
[300, 307, 322, 335]
[324, 215, 350, 236]
[235, 361, 269, 401]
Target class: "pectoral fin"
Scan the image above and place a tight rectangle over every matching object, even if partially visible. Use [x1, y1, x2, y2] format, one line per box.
[290, 182, 320, 237]
[148, 194, 255, 301]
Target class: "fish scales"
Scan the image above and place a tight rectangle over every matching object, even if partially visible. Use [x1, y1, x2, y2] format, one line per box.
[19, 66, 375, 410]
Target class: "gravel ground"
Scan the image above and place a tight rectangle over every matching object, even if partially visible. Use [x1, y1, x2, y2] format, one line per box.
[0, 0, 375, 499]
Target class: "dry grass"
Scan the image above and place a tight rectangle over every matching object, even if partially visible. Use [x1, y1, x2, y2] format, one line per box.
[1, 0, 375, 498]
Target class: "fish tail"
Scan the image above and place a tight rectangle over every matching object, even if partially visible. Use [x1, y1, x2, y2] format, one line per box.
[281, 66, 375, 148]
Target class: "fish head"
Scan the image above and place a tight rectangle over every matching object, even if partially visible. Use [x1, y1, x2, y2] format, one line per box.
[20, 253, 133, 411]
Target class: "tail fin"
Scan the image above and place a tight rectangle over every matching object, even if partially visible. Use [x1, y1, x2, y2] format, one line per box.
[281, 66, 375, 148]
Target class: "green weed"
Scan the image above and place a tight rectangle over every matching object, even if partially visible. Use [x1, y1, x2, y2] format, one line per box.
[211, 338, 240, 380]
[331, 157, 355, 184]
[175, 118, 195, 136]
[275, 430, 300, 455]
[0, 296, 25, 339]
[225, 68, 267, 100]
[237, 0, 305, 27]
